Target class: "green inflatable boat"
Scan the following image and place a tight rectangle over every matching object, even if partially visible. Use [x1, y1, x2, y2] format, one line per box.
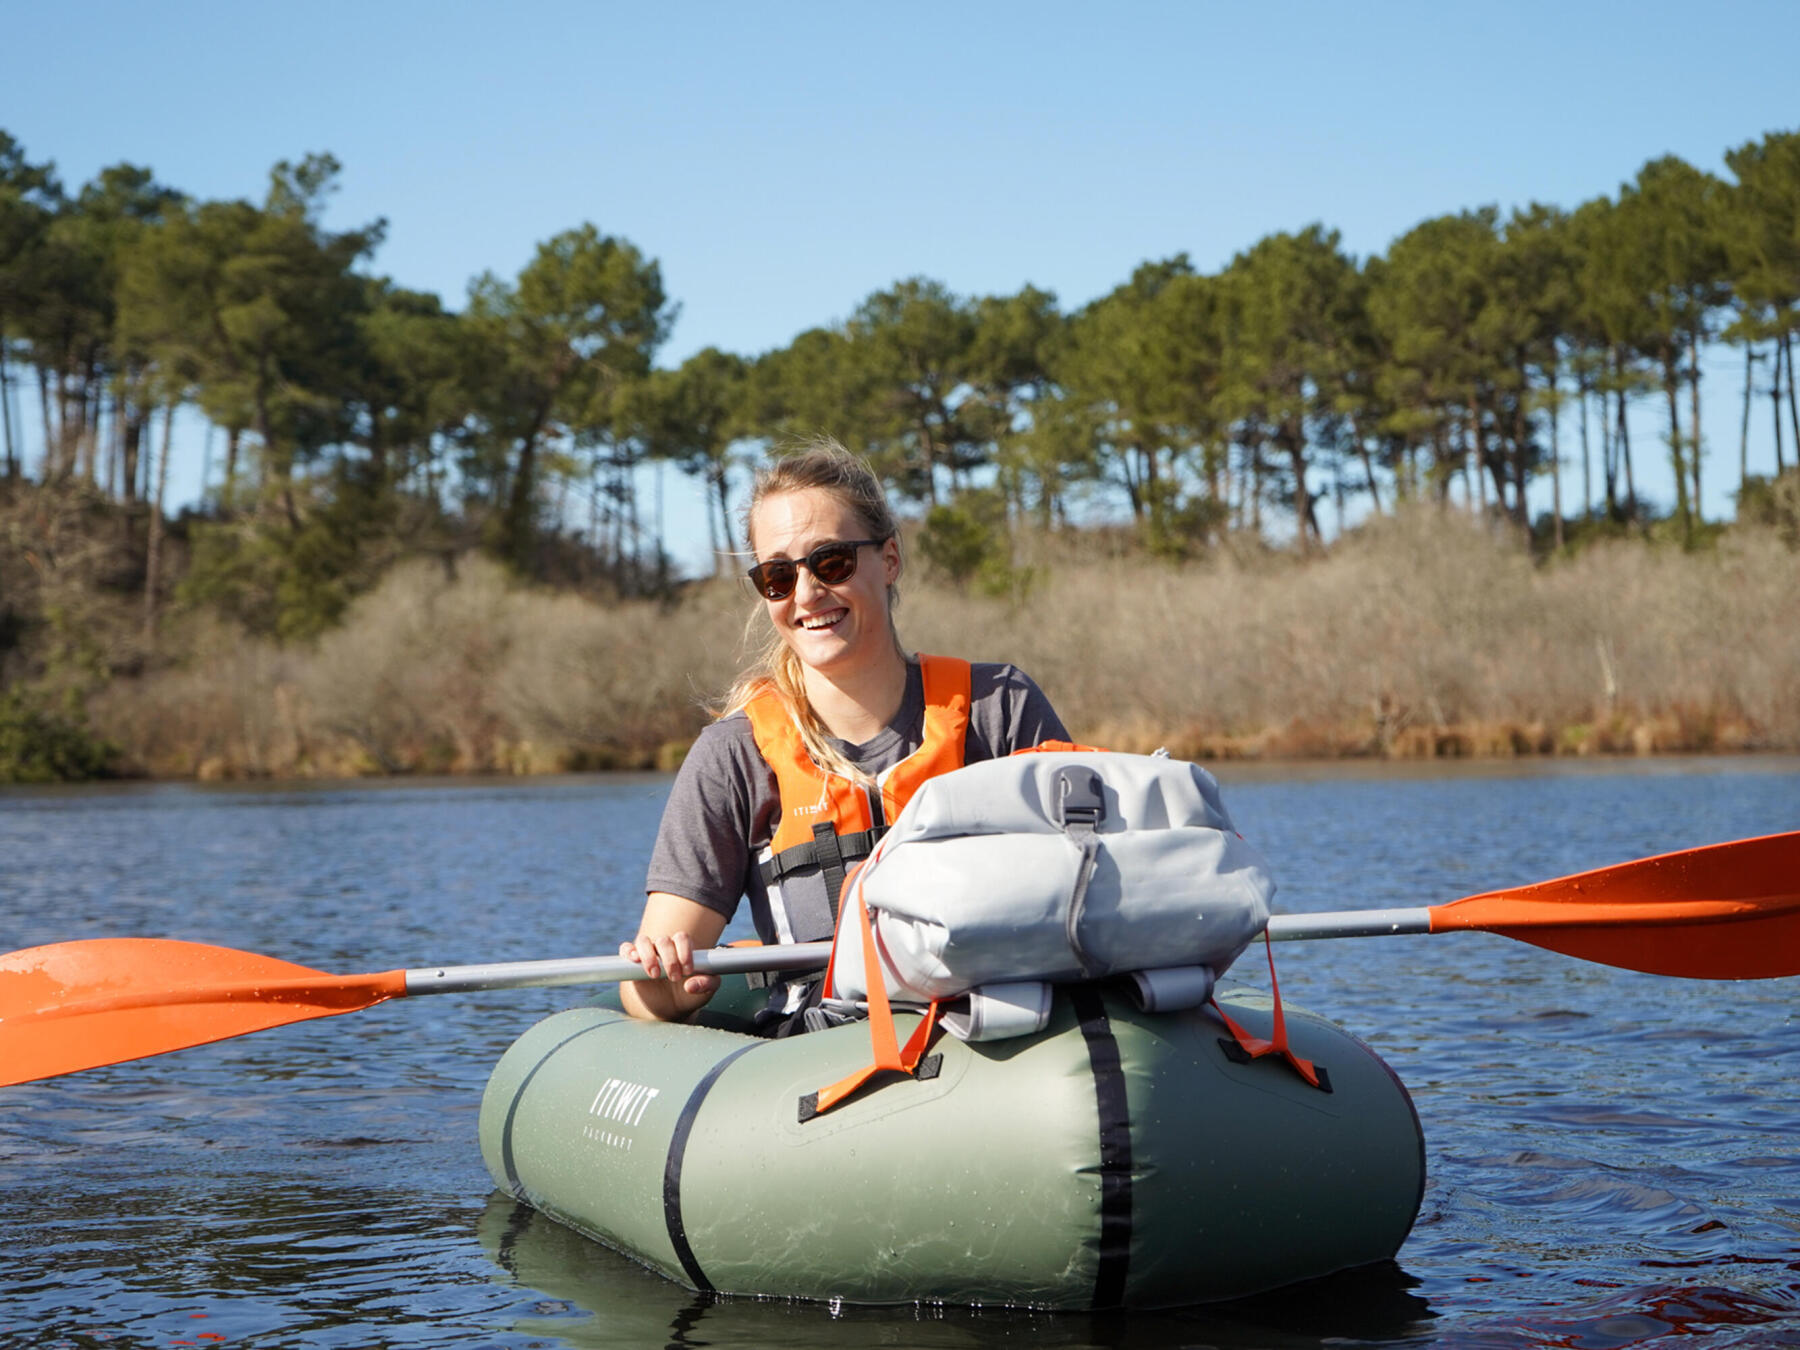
[478, 978, 1424, 1309]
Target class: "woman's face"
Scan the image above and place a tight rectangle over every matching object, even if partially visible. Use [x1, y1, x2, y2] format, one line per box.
[748, 487, 900, 679]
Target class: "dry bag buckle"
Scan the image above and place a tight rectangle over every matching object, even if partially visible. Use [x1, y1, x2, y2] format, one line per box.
[1054, 766, 1105, 832]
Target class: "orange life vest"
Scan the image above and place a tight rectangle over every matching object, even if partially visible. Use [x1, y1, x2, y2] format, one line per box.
[743, 654, 971, 950]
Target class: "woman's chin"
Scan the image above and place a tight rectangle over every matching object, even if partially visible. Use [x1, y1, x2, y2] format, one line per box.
[787, 624, 863, 671]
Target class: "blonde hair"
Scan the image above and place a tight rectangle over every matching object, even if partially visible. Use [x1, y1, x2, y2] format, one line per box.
[719, 437, 905, 782]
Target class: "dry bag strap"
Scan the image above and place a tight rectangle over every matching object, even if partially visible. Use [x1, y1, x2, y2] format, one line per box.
[1211, 931, 1329, 1092]
[1053, 764, 1107, 978]
[800, 891, 940, 1122]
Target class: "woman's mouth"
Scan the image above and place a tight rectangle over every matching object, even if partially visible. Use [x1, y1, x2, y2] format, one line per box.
[797, 608, 847, 632]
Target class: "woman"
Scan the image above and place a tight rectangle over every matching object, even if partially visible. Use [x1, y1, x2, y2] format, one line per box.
[621, 439, 1067, 1030]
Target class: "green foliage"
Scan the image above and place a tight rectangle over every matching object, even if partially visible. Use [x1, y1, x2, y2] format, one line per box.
[1736, 469, 1800, 548]
[917, 489, 1034, 599]
[0, 687, 116, 783]
[1139, 481, 1229, 561]
[179, 464, 400, 641]
[5, 119, 1800, 708]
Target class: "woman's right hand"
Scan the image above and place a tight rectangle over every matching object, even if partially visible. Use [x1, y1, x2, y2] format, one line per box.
[619, 893, 728, 1021]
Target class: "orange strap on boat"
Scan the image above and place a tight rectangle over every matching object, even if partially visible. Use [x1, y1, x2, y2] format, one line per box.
[801, 890, 939, 1121]
[1211, 931, 1327, 1091]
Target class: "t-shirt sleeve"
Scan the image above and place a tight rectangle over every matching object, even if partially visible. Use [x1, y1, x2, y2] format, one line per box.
[965, 663, 1070, 762]
[643, 715, 773, 919]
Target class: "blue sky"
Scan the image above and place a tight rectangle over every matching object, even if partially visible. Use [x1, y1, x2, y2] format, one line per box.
[8, 1, 1797, 569]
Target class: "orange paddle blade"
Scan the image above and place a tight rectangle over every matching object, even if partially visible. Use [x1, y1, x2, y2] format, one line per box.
[1429, 830, 1800, 979]
[0, 939, 408, 1088]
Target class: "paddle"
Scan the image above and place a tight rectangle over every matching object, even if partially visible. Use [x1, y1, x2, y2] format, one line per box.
[2, 830, 1795, 1089]
[0, 940, 832, 1089]
[1265, 827, 1800, 979]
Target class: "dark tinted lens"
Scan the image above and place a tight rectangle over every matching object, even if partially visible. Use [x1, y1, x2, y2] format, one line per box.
[807, 542, 861, 585]
[749, 559, 798, 599]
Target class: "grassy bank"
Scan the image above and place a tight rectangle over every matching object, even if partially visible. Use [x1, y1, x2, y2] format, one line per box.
[50, 507, 1798, 780]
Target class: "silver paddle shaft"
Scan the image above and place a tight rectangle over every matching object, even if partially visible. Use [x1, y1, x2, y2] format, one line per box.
[403, 941, 834, 995]
[1267, 908, 1434, 941]
[404, 912, 1433, 996]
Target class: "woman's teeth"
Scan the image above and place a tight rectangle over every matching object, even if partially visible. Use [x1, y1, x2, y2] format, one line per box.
[799, 610, 844, 631]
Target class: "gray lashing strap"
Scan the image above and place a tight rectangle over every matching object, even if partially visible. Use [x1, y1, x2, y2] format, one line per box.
[1054, 764, 1107, 978]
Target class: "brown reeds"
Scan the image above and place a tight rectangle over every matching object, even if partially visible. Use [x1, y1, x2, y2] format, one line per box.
[83, 509, 1800, 779]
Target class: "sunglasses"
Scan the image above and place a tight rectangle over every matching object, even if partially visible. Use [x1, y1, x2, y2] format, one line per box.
[746, 538, 887, 601]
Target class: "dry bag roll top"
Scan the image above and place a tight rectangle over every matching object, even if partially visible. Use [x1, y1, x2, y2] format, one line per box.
[825, 749, 1274, 1011]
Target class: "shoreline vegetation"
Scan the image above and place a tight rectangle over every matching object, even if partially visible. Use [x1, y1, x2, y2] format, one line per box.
[4, 479, 1796, 784]
[2, 126, 1799, 782]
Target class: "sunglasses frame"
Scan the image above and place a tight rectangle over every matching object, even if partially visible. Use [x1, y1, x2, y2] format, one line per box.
[746, 538, 888, 601]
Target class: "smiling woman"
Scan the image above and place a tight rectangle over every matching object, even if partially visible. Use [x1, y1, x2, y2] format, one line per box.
[617, 438, 1068, 1032]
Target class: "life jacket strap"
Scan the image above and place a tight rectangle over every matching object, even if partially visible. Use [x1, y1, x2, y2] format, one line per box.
[757, 827, 883, 888]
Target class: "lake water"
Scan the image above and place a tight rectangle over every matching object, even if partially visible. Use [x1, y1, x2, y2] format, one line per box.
[2, 758, 1797, 1348]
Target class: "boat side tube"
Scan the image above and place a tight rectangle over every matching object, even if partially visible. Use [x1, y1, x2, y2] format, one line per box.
[478, 985, 1425, 1309]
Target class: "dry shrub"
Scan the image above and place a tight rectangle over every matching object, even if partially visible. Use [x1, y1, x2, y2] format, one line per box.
[88, 613, 306, 778]
[492, 575, 744, 767]
[904, 507, 1800, 756]
[303, 557, 750, 773]
[80, 511, 1800, 778]
[301, 557, 516, 771]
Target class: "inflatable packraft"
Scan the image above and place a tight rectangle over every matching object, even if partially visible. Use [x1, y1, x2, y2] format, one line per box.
[478, 978, 1424, 1309]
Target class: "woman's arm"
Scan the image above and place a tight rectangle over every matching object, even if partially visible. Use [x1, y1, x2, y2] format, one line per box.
[618, 891, 730, 1021]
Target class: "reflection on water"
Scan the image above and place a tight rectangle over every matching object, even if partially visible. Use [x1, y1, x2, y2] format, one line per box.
[1, 760, 1798, 1348]
[478, 1196, 1436, 1350]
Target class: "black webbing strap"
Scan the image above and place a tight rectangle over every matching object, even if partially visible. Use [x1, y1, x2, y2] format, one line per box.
[756, 828, 882, 887]
[811, 822, 849, 924]
[1069, 984, 1133, 1307]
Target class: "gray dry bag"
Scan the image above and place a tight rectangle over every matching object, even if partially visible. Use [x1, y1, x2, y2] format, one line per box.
[826, 749, 1274, 1023]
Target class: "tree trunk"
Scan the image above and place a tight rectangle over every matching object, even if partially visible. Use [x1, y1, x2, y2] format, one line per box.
[0, 322, 13, 479]
[1431, 422, 1452, 506]
[1599, 379, 1619, 518]
[1466, 400, 1488, 514]
[1785, 333, 1800, 468]
[38, 365, 56, 479]
[713, 463, 736, 558]
[1283, 417, 1319, 550]
[224, 425, 242, 505]
[1249, 437, 1263, 535]
[1550, 379, 1564, 550]
[1511, 363, 1532, 530]
[1353, 417, 1383, 516]
[144, 401, 174, 639]
[1773, 336, 1787, 473]
[1618, 382, 1637, 521]
[1687, 329, 1703, 523]
[1578, 379, 1593, 522]
[1740, 345, 1755, 487]
[122, 403, 145, 505]
[1663, 350, 1690, 540]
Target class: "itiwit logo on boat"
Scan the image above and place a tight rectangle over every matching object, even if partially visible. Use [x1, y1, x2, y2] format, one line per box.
[582, 1076, 662, 1151]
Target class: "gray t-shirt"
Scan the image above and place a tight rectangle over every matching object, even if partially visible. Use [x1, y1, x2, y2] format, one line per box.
[645, 660, 1067, 941]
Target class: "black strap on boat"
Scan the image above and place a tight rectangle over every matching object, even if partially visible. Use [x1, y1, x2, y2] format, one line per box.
[1069, 983, 1133, 1309]
[498, 1019, 634, 1199]
[662, 1039, 763, 1293]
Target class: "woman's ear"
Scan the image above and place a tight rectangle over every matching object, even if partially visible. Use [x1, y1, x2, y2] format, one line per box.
[881, 535, 902, 585]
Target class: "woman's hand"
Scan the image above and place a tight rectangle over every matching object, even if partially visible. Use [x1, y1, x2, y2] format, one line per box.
[619, 893, 728, 1021]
